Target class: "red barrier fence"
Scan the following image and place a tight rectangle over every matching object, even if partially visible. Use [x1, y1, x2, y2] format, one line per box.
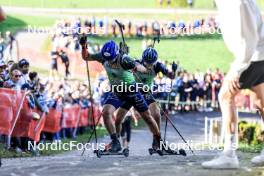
[43, 108, 62, 133]
[0, 88, 46, 142]
[0, 88, 102, 142]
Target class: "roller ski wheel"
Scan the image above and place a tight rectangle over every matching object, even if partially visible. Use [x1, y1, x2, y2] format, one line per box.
[95, 150, 102, 158]
[179, 149, 187, 156]
[122, 148, 129, 157]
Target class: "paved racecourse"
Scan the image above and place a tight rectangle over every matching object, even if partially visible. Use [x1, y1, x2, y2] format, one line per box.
[0, 112, 263, 176]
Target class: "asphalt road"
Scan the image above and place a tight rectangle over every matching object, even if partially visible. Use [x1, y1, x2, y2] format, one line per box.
[0, 112, 263, 176]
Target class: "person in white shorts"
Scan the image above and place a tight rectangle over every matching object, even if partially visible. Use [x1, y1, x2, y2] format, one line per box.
[202, 0, 264, 169]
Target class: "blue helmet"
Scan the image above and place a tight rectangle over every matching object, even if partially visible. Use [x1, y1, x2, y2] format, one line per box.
[142, 47, 158, 64]
[101, 40, 119, 61]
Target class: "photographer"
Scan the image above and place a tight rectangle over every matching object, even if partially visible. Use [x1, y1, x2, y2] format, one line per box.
[58, 50, 70, 78]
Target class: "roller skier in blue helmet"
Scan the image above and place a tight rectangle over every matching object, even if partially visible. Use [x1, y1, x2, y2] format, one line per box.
[115, 47, 177, 152]
[80, 37, 162, 153]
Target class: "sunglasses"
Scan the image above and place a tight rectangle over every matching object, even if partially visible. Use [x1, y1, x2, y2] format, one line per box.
[14, 74, 22, 78]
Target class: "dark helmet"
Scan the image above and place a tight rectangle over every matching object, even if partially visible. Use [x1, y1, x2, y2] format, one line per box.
[142, 47, 158, 64]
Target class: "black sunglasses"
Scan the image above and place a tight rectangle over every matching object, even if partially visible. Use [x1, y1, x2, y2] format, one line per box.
[14, 74, 22, 78]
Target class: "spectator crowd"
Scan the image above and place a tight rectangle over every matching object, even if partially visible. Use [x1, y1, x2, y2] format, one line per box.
[0, 57, 96, 155]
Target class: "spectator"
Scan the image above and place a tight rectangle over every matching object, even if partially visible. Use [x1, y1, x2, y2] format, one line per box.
[4, 64, 22, 90]
[167, 0, 171, 6]
[152, 20, 160, 35]
[158, 0, 163, 6]
[91, 16, 96, 34]
[187, 0, 194, 8]
[127, 20, 132, 36]
[178, 20, 186, 33]
[98, 18, 104, 34]
[0, 60, 7, 87]
[58, 50, 70, 78]
[212, 73, 222, 109]
[49, 51, 59, 80]
[7, 60, 14, 71]
[111, 20, 117, 37]
[178, 74, 192, 112]
[5, 31, 18, 61]
[18, 58, 30, 87]
[0, 35, 5, 60]
[84, 18, 92, 34]
[204, 74, 213, 111]
[188, 74, 199, 111]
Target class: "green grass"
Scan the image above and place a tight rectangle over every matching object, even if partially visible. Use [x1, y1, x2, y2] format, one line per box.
[40, 33, 232, 73]
[0, 15, 27, 34]
[88, 34, 233, 72]
[1, 0, 264, 9]
[0, 14, 56, 34]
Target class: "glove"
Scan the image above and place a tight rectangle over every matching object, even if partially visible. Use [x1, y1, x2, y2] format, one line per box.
[79, 35, 87, 46]
[172, 61, 177, 73]
[119, 42, 129, 55]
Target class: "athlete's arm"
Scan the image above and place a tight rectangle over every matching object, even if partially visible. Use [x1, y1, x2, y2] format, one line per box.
[0, 7, 6, 22]
[135, 63, 148, 73]
[80, 36, 104, 62]
[120, 55, 148, 73]
[154, 62, 175, 79]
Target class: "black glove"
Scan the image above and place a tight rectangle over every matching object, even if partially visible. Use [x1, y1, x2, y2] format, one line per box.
[119, 42, 129, 55]
[79, 35, 87, 46]
[172, 61, 177, 73]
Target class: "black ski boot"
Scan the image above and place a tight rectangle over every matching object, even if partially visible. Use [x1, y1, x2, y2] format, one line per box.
[109, 134, 122, 153]
[151, 135, 163, 156]
[109, 139, 122, 153]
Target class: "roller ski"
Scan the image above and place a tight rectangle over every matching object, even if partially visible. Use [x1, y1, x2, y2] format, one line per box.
[148, 148, 187, 156]
[94, 140, 129, 158]
[95, 148, 129, 158]
[148, 137, 166, 156]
